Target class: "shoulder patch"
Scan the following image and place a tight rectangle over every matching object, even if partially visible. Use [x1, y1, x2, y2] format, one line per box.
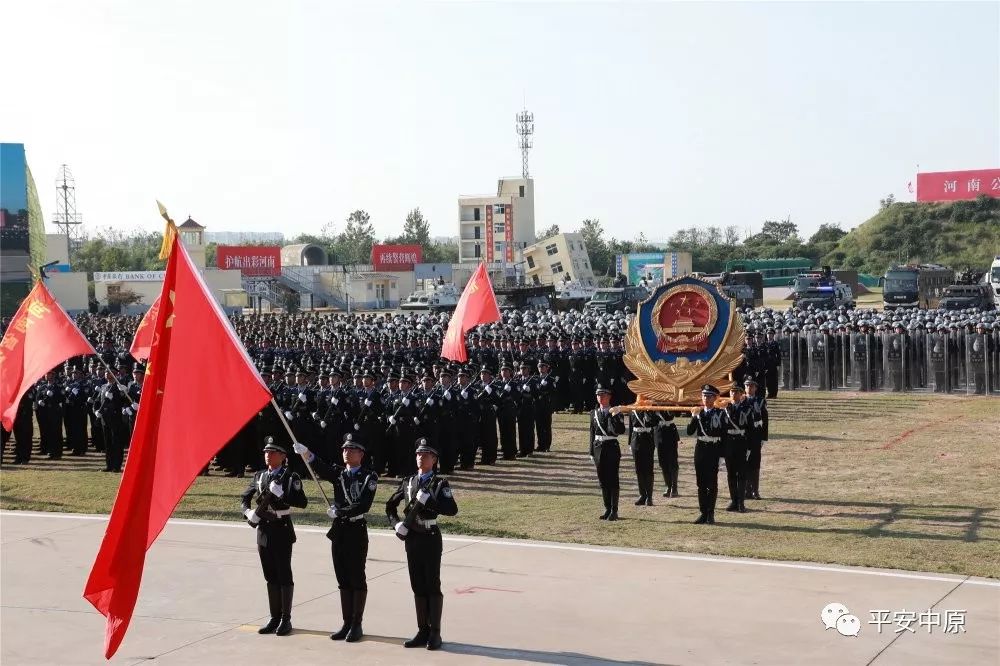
[292, 479, 302, 491]
[442, 487, 453, 499]
[368, 480, 377, 491]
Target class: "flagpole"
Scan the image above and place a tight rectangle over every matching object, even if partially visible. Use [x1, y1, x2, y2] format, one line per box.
[269, 397, 331, 505]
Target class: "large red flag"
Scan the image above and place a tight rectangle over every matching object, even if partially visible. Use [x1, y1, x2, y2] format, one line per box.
[83, 232, 270, 659]
[128, 295, 160, 361]
[0, 281, 96, 430]
[441, 262, 501, 362]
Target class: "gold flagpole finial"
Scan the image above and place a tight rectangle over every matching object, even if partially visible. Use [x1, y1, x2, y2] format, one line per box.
[156, 200, 179, 260]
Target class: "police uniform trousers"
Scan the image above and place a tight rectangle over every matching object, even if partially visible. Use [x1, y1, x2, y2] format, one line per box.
[497, 407, 518, 460]
[437, 420, 457, 474]
[257, 519, 296, 586]
[534, 406, 553, 452]
[103, 415, 125, 472]
[629, 431, 655, 500]
[330, 519, 368, 591]
[593, 439, 621, 512]
[693, 440, 721, 517]
[766, 367, 779, 398]
[65, 407, 89, 455]
[359, 422, 385, 475]
[655, 423, 680, 494]
[723, 433, 748, 509]
[745, 435, 763, 498]
[456, 413, 479, 469]
[37, 408, 63, 458]
[13, 400, 34, 463]
[478, 412, 499, 464]
[405, 527, 443, 599]
[516, 407, 535, 456]
[393, 424, 418, 477]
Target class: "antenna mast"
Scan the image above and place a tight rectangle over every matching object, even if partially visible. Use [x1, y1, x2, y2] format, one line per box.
[52, 164, 83, 263]
[515, 108, 534, 179]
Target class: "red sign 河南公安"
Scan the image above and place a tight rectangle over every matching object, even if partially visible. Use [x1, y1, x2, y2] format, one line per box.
[371, 244, 423, 271]
[215, 246, 281, 276]
[916, 169, 1000, 202]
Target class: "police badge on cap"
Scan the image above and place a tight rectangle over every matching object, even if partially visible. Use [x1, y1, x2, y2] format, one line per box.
[341, 432, 366, 452]
[262, 436, 287, 454]
[414, 437, 439, 456]
[700, 384, 720, 396]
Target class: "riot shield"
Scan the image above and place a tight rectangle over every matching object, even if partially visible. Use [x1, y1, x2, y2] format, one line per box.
[780, 336, 793, 390]
[882, 332, 905, 392]
[927, 332, 951, 393]
[808, 332, 830, 390]
[909, 329, 926, 389]
[850, 332, 873, 391]
[948, 330, 962, 391]
[966, 333, 989, 395]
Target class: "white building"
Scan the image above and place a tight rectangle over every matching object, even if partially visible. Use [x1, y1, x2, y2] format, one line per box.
[522, 232, 596, 286]
[457, 177, 535, 264]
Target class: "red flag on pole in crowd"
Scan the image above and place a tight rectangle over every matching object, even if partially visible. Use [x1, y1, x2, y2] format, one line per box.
[440, 262, 501, 362]
[129, 295, 160, 361]
[0, 280, 96, 430]
[83, 208, 271, 659]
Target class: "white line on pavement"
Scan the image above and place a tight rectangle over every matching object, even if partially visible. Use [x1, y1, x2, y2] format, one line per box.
[4, 510, 997, 588]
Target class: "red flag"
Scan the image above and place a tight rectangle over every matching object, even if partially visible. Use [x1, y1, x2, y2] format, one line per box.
[83, 234, 270, 659]
[129, 295, 160, 361]
[0, 281, 96, 430]
[441, 262, 501, 362]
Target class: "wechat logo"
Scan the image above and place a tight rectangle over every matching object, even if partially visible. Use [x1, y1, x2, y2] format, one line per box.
[821, 602, 861, 637]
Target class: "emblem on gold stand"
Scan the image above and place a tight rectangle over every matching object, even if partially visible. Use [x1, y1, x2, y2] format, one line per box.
[614, 277, 745, 413]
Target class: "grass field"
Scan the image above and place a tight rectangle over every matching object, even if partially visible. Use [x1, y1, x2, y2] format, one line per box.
[2, 390, 998, 578]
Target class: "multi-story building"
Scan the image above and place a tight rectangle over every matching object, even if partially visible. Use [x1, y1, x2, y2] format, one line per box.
[522, 232, 596, 286]
[457, 177, 535, 264]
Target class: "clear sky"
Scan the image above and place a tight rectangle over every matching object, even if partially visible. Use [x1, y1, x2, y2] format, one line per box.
[3, 1, 998, 243]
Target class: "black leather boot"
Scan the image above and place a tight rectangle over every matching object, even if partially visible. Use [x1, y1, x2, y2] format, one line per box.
[426, 595, 443, 650]
[258, 584, 281, 634]
[346, 590, 366, 642]
[404, 596, 429, 648]
[330, 589, 353, 640]
[608, 489, 619, 521]
[599, 488, 611, 520]
[669, 467, 679, 497]
[275, 585, 294, 636]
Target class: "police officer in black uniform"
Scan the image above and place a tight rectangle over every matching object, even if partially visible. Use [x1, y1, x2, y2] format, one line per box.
[386, 439, 459, 651]
[628, 408, 656, 506]
[743, 378, 768, 500]
[293, 434, 377, 642]
[534, 359, 558, 452]
[95, 369, 127, 472]
[654, 409, 680, 497]
[589, 385, 626, 520]
[723, 385, 751, 513]
[687, 385, 727, 525]
[240, 438, 308, 636]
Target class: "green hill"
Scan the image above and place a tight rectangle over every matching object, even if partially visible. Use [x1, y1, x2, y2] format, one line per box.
[822, 195, 1000, 276]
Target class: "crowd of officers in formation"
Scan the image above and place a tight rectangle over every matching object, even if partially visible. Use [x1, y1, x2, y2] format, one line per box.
[5, 302, 993, 649]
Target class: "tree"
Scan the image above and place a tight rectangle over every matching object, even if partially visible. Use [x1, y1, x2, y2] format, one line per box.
[879, 193, 896, 211]
[753, 218, 800, 245]
[808, 223, 847, 244]
[535, 224, 560, 242]
[400, 208, 431, 247]
[336, 209, 376, 265]
[577, 218, 613, 276]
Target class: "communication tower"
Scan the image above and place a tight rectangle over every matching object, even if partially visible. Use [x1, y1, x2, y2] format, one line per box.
[52, 164, 83, 260]
[515, 109, 534, 179]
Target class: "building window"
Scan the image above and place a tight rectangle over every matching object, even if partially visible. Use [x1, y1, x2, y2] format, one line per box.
[494, 204, 505, 214]
[551, 261, 564, 274]
[519, 185, 525, 197]
[495, 243, 503, 254]
[494, 223, 505, 233]
[474, 244, 481, 258]
[526, 256, 535, 269]
[474, 226, 481, 239]
[474, 207, 481, 221]
[584, 260, 590, 270]
[532, 274, 540, 285]
[579, 243, 586, 253]
[545, 243, 558, 256]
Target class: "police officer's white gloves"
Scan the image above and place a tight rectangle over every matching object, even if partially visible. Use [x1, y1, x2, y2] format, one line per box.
[244, 508, 260, 525]
[298, 392, 307, 401]
[94, 410, 102, 418]
[388, 415, 397, 425]
[46, 390, 53, 396]
[413, 416, 420, 425]
[132, 403, 139, 410]
[416, 489, 431, 505]
[332, 397, 339, 405]
[320, 420, 327, 429]
[72, 388, 79, 395]
[292, 442, 309, 455]
[484, 385, 492, 394]
[364, 399, 372, 407]
[311, 411, 319, 419]
[326, 505, 340, 519]
[523, 385, 531, 393]
[589, 455, 595, 465]
[443, 391, 452, 401]
[540, 380, 547, 386]
[425, 397, 434, 405]
[268, 480, 284, 498]
[402, 397, 410, 406]
[105, 390, 113, 397]
[284, 411, 293, 420]
[354, 423, 360, 431]
[394, 522, 409, 537]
